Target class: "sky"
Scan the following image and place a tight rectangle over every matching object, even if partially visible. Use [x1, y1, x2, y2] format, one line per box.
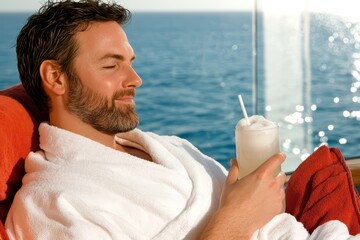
[1, 0, 359, 21]
[0, 0, 252, 12]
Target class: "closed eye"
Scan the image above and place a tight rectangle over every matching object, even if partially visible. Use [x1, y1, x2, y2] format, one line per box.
[103, 65, 116, 69]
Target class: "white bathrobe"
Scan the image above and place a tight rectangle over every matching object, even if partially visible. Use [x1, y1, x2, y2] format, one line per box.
[5, 123, 360, 239]
[5, 123, 226, 240]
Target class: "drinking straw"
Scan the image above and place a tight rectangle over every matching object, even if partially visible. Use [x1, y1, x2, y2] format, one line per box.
[238, 94, 250, 125]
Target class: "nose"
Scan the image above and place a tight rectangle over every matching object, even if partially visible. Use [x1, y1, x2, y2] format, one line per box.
[123, 66, 142, 88]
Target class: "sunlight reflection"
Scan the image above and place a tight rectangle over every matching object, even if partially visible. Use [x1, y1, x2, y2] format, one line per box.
[343, 110, 351, 117]
[320, 136, 329, 143]
[304, 116, 313, 123]
[354, 60, 360, 71]
[351, 70, 360, 81]
[350, 111, 360, 120]
[300, 153, 310, 161]
[292, 148, 301, 155]
[284, 112, 303, 124]
[282, 139, 292, 152]
[339, 138, 348, 144]
[295, 105, 304, 111]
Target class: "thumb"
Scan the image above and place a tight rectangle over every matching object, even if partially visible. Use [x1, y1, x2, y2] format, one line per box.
[226, 158, 239, 185]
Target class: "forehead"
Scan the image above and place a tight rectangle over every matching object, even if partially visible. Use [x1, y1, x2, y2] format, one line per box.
[74, 21, 133, 60]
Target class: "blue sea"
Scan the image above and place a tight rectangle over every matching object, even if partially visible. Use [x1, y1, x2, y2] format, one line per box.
[0, 12, 359, 171]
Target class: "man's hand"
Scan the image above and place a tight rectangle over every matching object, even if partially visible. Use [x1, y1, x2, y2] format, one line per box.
[201, 153, 286, 240]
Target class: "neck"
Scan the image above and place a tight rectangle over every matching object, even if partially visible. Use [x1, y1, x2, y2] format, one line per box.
[49, 109, 119, 150]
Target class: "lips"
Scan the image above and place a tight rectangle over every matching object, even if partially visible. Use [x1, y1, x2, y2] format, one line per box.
[113, 89, 135, 103]
[115, 96, 134, 102]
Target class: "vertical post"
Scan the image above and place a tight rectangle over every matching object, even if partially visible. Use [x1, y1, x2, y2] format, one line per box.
[262, 0, 308, 172]
[303, 0, 312, 152]
[252, 0, 258, 115]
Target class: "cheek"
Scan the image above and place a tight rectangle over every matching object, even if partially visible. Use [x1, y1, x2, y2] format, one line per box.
[83, 72, 117, 94]
[99, 77, 120, 98]
[75, 62, 120, 95]
[102, 78, 118, 89]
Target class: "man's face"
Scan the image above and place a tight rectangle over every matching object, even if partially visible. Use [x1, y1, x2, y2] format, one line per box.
[66, 21, 142, 134]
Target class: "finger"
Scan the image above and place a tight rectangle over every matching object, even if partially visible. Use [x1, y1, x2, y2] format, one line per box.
[279, 186, 285, 203]
[275, 171, 287, 187]
[226, 158, 239, 185]
[257, 153, 286, 176]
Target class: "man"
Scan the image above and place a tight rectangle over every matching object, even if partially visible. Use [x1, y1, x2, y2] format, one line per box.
[6, 1, 345, 239]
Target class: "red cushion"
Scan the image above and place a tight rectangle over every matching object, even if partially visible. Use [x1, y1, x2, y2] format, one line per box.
[0, 84, 48, 239]
[0, 219, 8, 240]
[0, 84, 48, 123]
[286, 145, 360, 235]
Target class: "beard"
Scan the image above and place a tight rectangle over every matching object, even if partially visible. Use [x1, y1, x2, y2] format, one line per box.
[66, 72, 139, 135]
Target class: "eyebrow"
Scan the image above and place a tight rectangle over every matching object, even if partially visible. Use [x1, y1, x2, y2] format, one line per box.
[99, 53, 136, 62]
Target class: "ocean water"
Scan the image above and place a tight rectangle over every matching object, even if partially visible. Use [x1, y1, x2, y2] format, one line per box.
[0, 12, 359, 171]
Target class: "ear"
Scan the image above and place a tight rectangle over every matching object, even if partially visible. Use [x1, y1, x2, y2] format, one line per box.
[39, 60, 66, 95]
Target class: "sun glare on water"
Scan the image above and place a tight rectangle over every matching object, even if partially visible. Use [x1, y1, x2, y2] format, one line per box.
[310, 0, 360, 22]
[261, 0, 360, 23]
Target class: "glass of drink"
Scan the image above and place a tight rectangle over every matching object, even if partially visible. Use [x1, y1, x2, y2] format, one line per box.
[235, 115, 280, 179]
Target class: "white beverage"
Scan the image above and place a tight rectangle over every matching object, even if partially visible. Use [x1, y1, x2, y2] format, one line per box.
[235, 115, 280, 179]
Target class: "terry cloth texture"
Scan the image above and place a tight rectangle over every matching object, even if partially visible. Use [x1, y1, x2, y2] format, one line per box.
[6, 124, 360, 239]
[286, 145, 360, 235]
[5, 123, 227, 240]
[0, 85, 48, 240]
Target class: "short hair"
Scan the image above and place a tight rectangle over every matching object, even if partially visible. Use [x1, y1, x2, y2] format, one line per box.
[16, 0, 131, 110]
